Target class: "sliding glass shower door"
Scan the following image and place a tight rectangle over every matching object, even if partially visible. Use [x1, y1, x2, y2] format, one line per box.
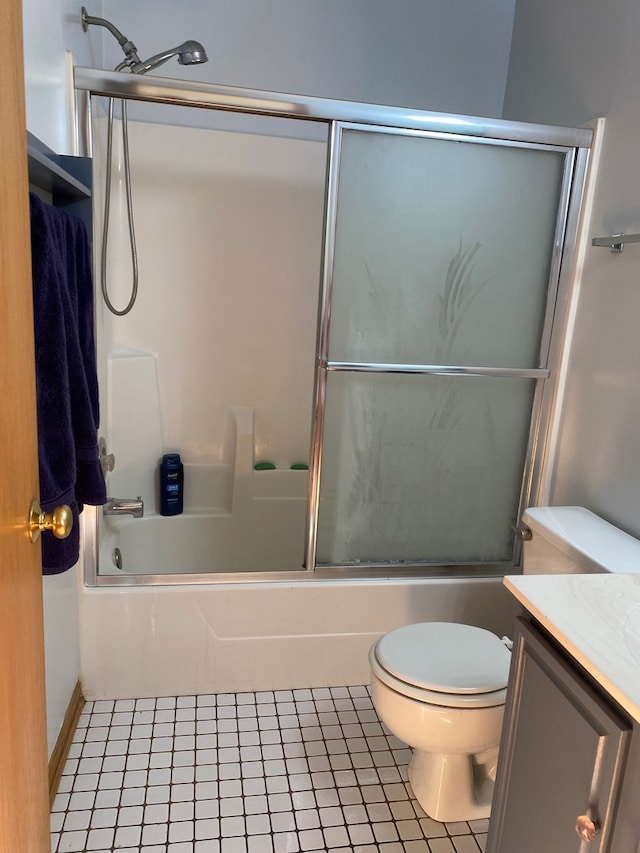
[312, 124, 573, 570]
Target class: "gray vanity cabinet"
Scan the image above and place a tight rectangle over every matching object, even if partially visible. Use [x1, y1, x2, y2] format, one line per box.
[486, 617, 630, 853]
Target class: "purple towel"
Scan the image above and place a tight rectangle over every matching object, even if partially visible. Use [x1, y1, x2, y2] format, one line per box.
[29, 193, 107, 574]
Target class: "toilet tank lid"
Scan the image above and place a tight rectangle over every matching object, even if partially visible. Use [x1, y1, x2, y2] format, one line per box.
[374, 622, 511, 694]
[523, 506, 640, 573]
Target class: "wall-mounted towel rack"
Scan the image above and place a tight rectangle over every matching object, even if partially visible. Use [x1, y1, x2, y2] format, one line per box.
[591, 233, 640, 253]
[27, 132, 91, 199]
[27, 131, 92, 229]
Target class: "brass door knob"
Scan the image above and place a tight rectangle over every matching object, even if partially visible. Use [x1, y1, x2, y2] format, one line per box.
[575, 815, 599, 843]
[29, 500, 73, 543]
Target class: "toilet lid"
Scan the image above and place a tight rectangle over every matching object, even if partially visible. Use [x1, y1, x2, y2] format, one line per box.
[374, 622, 511, 694]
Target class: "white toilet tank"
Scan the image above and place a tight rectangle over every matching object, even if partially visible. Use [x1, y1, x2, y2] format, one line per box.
[522, 506, 640, 575]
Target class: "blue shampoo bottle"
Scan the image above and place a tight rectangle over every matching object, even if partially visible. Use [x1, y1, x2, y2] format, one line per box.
[160, 453, 184, 516]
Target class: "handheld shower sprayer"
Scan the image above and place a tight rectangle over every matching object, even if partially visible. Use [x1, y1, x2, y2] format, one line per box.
[80, 7, 208, 75]
[80, 8, 208, 316]
[129, 40, 209, 75]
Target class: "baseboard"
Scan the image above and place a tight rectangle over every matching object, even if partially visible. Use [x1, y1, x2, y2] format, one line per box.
[49, 681, 85, 807]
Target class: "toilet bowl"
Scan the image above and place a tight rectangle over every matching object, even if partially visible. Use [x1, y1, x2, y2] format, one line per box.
[369, 621, 511, 822]
[369, 506, 634, 823]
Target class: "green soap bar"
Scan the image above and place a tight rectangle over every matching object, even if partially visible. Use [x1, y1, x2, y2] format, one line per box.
[254, 461, 276, 470]
[290, 463, 309, 470]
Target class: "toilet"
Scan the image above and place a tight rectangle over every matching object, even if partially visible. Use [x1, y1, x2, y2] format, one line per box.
[370, 621, 510, 822]
[369, 505, 636, 823]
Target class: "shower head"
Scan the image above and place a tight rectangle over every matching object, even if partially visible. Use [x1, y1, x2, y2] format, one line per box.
[81, 7, 208, 75]
[128, 40, 209, 75]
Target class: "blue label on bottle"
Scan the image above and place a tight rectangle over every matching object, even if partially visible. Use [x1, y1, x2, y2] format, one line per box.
[160, 454, 184, 515]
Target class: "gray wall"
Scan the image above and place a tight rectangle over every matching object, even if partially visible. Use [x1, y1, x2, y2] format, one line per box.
[25, 0, 517, 153]
[504, 0, 640, 537]
[97, 0, 514, 116]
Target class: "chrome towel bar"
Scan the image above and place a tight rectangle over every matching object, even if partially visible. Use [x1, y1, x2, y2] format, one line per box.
[591, 233, 640, 253]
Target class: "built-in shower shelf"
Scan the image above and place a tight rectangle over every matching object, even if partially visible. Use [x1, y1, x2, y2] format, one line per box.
[27, 131, 92, 203]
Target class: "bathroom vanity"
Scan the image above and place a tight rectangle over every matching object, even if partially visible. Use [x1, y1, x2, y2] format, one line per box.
[487, 573, 640, 853]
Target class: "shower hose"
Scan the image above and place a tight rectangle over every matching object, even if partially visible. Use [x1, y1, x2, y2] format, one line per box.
[101, 96, 139, 316]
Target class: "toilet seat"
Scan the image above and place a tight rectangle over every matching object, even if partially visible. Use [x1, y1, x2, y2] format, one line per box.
[371, 622, 511, 709]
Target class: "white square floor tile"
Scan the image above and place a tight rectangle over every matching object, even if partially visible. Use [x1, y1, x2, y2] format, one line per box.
[51, 686, 489, 853]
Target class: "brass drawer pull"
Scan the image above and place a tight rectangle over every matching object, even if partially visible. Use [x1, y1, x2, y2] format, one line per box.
[575, 815, 599, 843]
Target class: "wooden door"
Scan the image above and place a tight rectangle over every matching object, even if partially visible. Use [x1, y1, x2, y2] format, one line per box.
[0, 0, 51, 850]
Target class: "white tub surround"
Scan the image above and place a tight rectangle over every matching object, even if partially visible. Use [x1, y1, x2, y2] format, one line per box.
[97, 404, 307, 576]
[504, 573, 640, 722]
[79, 576, 518, 700]
[106, 348, 163, 506]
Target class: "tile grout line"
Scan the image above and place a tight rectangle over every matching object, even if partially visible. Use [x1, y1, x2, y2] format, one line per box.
[52, 686, 487, 853]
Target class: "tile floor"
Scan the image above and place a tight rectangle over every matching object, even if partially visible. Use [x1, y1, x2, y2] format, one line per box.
[51, 686, 488, 853]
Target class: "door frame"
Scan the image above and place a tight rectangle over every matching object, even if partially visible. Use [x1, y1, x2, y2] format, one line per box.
[0, 0, 51, 849]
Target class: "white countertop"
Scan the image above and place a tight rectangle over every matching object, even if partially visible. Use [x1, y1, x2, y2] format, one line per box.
[504, 573, 640, 723]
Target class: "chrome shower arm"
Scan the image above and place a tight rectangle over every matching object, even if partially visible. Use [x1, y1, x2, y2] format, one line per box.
[81, 8, 208, 75]
[81, 6, 142, 70]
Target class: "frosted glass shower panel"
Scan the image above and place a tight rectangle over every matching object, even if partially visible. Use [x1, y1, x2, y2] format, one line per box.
[329, 129, 566, 368]
[316, 372, 536, 565]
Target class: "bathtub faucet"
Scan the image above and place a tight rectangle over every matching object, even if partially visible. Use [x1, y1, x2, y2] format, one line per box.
[103, 497, 144, 518]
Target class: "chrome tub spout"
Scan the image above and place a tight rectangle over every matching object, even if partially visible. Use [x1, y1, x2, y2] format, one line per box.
[103, 497, 144, 518]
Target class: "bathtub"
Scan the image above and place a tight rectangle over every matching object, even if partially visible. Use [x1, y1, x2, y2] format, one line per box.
[99, 460, 308, 575]
[83, 464, 519, 698]
[85, 384, 519, 700]
[100, 513, 234, 575]
[83, 418, 519, 699]
[79, 572, 520, 700]
[97, 396, 308, 576]
[99, 471, 308, 577]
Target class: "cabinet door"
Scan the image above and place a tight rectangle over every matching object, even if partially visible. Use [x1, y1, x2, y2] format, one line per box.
[487, 618, 630, 853]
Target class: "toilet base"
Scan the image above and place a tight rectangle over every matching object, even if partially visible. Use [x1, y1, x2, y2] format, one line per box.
[408, 748, 497, 823]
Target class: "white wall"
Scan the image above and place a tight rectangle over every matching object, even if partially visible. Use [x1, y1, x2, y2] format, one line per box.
[42, 571, 79, 756]
[504, 0, 640, 538]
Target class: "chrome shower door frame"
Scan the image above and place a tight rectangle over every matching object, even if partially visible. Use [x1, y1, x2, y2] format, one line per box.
[74, 69, 592, 585]
[306, 121, 590, 575]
